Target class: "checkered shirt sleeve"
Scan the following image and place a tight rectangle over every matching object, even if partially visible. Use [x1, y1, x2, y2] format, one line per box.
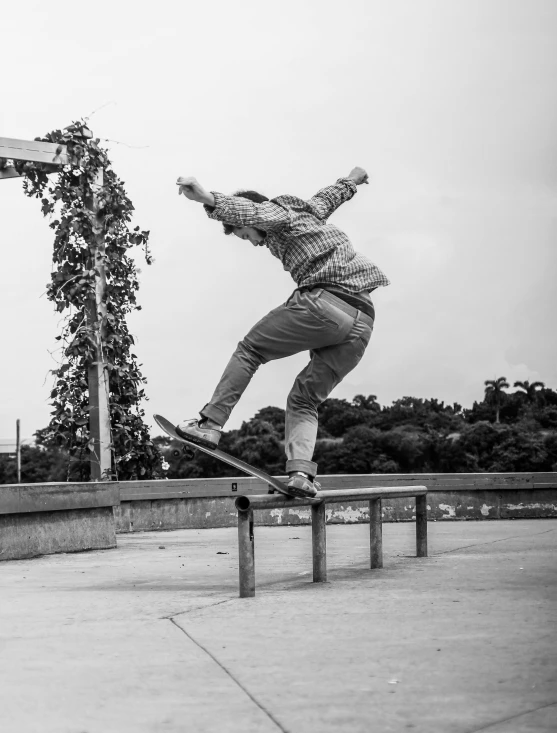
[204, 193, 291, 231]
[308, 177, 358, 219]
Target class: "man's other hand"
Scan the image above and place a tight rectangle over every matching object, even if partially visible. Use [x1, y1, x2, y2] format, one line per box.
[347, 167, 369, 185]
[176, 177, 215, 206]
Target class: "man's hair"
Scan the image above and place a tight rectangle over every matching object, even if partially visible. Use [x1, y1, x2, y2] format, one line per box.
[223, 190, 269, 235]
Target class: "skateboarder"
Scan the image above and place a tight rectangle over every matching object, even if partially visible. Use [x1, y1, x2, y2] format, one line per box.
[174, 168, 390, 497]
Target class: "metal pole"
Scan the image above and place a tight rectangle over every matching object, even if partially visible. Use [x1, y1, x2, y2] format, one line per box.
[238, 509, 255, 597]
[416, 494, 428, 557]
[311, 502, 327, 582]
[87, 167, 111, 481]
[235, 486, 427, 512]
[369, 498, 383, 568]
[16, 418, 21, 484]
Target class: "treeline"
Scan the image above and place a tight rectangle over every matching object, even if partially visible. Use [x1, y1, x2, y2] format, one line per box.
[161, 380, 557, 479]
[2, 378, 556, 483]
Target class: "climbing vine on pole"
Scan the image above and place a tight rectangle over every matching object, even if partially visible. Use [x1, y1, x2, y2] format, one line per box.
[14, 121, 162, 480]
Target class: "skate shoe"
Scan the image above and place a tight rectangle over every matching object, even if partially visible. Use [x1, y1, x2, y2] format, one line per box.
[287, 472, 321, 499]
[175, 418, 221, 449]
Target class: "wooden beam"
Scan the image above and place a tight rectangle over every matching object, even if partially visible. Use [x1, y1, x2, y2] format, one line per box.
[0, 137, 68, 165]
[87, 169, 112, 480]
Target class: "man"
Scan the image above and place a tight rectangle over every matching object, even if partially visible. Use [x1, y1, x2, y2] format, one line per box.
[174, 168, 390, 497]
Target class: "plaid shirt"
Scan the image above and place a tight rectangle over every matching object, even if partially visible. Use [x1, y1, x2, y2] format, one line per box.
[204, 177, 390, 293]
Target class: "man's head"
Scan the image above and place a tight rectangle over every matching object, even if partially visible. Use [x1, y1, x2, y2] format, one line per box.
[223, 190, 268, 246]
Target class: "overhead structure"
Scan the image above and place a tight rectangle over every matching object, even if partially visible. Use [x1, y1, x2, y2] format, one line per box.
[1, 131, 111, 480]
[0, 137, 69, 177]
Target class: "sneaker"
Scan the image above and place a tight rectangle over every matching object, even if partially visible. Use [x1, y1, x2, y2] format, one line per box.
[175, 418, 221, 449]
[287, 472, 321, 498]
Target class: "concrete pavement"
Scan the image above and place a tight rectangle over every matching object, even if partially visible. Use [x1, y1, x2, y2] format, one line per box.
[1, 520, 556, 732]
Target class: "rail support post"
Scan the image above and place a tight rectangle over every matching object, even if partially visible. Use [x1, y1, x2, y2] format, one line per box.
[369, 498, 383, 568]
[416, 494, 428, 557]
[238, 509, 255, 597]
[311, 502, 327, 582]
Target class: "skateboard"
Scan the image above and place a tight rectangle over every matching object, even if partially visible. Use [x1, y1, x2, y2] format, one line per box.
[153, 414, 294, 498]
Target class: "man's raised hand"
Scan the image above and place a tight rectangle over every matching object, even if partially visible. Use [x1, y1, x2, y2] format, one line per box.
[176, 176, 205, 201]
[347, 167, 369, 185]
[176, 177, 215, 206]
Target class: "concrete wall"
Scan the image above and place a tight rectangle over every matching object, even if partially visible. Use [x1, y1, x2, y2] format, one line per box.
[0, 507, 116, 561]
[0, 482, 119, 561]
[2, 475, 556, 559]
[114, 486, 557, 533]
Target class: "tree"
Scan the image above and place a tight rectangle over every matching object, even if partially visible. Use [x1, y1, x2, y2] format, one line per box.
[232, 419, 285, 474]
[317, 398, 367, 437]
[253, 406, 285, 439]
[379, 425, 436, 472]
[0, 445, 69, 484]
[352, 394, 380, 411]
[484, 377, 509, 424]
[6, 378, 556, 483]
[513, 380, 545, 403]
[313, 425, 400, 474]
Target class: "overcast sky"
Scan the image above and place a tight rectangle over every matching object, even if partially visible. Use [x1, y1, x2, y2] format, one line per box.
[1, 0, 556, 441]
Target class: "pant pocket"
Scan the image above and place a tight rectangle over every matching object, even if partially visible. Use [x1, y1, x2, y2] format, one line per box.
[310, 305, 340, 329]
[307, 291, 351, 331]
[357, 321, 373, 352]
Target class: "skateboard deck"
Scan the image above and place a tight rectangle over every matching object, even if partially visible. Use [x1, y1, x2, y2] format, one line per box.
[153, 414, 293, 498]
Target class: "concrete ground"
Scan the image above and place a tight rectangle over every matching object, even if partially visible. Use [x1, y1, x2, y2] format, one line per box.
[1, 520, 556, 733]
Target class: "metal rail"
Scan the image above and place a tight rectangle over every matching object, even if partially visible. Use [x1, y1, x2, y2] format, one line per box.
[235, 486, 428, 597]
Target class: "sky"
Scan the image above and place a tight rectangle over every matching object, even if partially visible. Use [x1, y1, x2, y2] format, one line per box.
[1, 0, 556, 441]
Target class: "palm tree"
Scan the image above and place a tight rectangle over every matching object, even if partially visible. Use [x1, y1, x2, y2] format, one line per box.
[513, 380, 545, 403]
[484, 377, 509, 423]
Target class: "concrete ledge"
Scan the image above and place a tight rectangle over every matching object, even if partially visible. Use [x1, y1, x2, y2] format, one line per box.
[426, 489, 557, 520]
[117, 472, 557, 502]
[0, 506, 116, 561]
[2, 475, 555, 551]
[113, 473, 557, 533]
[115, 487, 557, 533]
[0, 482, 119, 515]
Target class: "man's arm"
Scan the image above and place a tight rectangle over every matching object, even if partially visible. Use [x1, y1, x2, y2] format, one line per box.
[308, 167, 369, 221]
[177, 176, 216, 207]
[176, 176, 290, 231]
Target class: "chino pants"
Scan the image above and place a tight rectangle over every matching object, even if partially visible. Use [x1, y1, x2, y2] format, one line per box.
[201, 288, 374, 477]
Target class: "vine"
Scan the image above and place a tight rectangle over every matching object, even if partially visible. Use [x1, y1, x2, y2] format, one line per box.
[8, 121, 162, 480]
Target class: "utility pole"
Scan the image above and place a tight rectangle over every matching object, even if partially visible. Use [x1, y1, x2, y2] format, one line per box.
[16, 418, 21, 484]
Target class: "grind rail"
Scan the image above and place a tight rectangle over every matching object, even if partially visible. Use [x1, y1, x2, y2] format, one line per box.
[234, 486, 428, 597]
